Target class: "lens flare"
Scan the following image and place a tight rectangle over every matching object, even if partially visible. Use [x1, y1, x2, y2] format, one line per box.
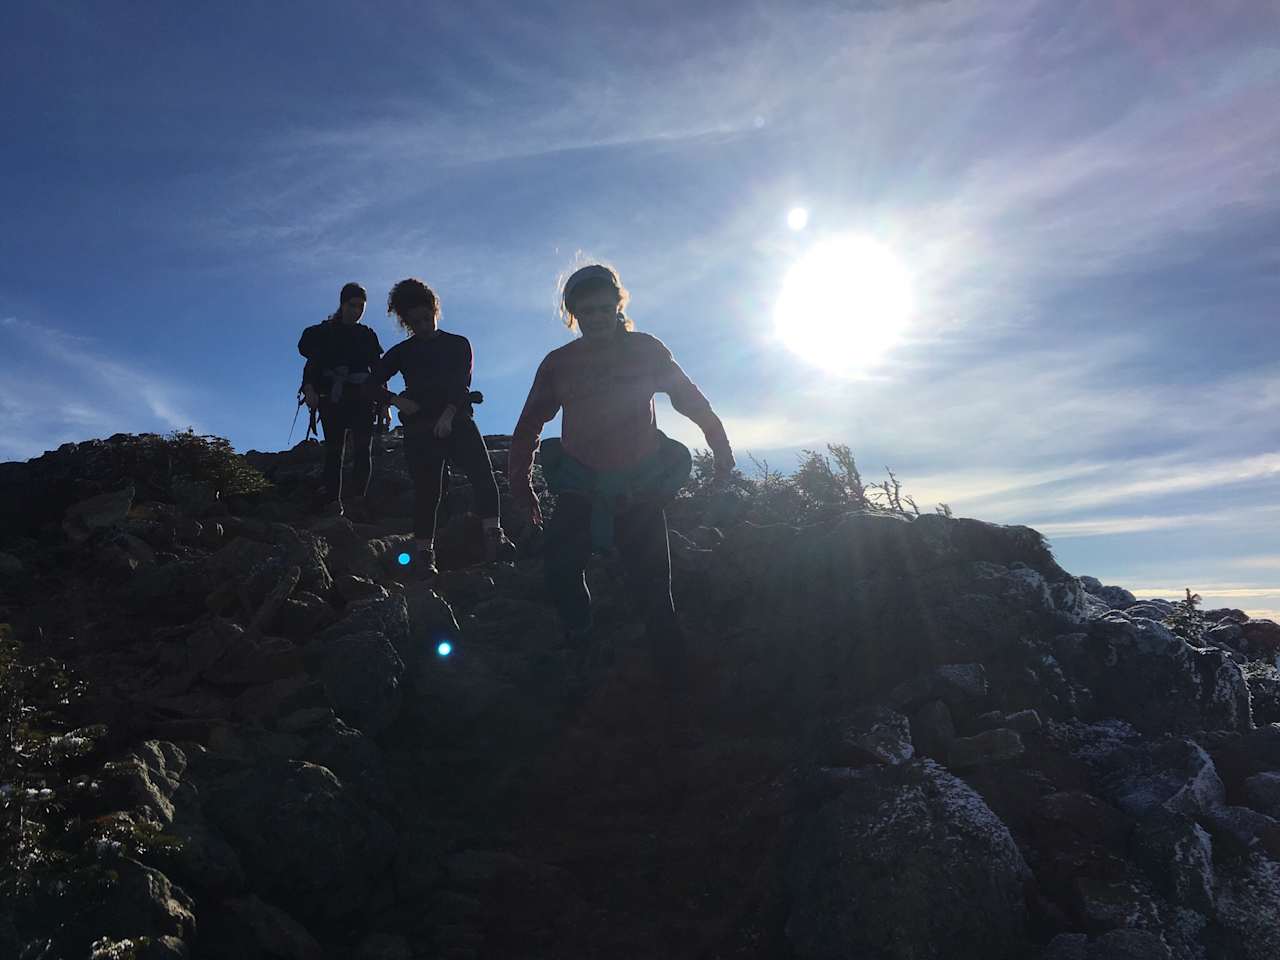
[397, 552, 411, 566]
[774, 234, 913, 376]
[437, 642, 453, 657]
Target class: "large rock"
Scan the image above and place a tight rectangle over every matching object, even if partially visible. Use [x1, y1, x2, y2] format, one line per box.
[202, 759, 396, 920]
[63, 485, 134, 541]
[785, 759, 1029, 959]
[113, 740, 246, 894]
[317, 630, 405, 736]
[1213, 854, 1280, 960]
[1065, 614, 1252, 734]
[1094, 737, 1225, 821]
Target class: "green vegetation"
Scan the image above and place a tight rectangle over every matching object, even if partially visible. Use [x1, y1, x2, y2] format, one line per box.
[682, 443, 950, 527]
[104, 429, 272, 505]
[1163, 588, 1207, 645]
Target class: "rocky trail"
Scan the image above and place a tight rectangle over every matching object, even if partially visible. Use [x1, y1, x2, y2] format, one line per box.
[3, 430, 1280, 959]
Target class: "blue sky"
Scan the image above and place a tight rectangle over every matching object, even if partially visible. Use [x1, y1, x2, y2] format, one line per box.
[3, 0, 1279, 615]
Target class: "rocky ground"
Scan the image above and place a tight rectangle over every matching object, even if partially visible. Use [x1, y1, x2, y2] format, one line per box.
[2, 430, 1280, 959]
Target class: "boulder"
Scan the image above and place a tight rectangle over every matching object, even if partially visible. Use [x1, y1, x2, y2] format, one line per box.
[1243, 772, 1280, 818]
[1071, 614, 1252, 734]
[1094, 737, 1225, 820]
[1213, 854, 1280, 960]
[63, 485, 134, 542]
[1131, 808, 1215, 913]
[947, 729, 1024, 769]
[1240, 619, 1280, 659]
[318, 630, 405, 736]
[785, 759, 1029, 960]
[818, 706, 913, 767]
[203, 895, 324, 960]
[202, 759, 396, 920]
[910, 699, 955, 760]
[113, 741, 245, 894]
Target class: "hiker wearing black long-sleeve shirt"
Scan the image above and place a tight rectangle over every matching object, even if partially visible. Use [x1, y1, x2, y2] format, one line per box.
[298, 282, 385, 515]
[373, 278, 515, 577]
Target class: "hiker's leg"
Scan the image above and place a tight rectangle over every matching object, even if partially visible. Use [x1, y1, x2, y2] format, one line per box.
[615, 499, 685, 681]
[405, 433, 448, 543]
[543, 493, 593, 633]
[447, 417, 500, 520]
[317, 404, 346, 502]
[348, 417, 374, 498]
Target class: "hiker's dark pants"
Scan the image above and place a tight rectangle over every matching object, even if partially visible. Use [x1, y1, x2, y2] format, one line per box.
[544, 493, 685, 677]
[404, 417, 500, 541]
[319, 401, 374, 503]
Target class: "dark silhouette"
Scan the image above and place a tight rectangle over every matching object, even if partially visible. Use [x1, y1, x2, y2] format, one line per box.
[375, 278, 514, 577]
[297, 282, 383, 516]
[509, 263, 735, 687]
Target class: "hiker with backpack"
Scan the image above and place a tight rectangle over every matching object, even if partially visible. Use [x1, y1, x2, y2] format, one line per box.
[508, 263, 735, 688]
[374, 278, 516, 577]
[298, 282, 386, 517]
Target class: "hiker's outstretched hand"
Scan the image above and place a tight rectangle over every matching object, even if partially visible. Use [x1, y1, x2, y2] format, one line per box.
[395, 395, 420, 415]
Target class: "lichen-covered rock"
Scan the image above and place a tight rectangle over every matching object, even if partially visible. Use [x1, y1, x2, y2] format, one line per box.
[785, 759, 1029, 960]
[1213, 854, 1280, 960]
[1095, 738, 1225, 820]
[1131, 808, 1215, 914]
[1070, 614, 1252, 734]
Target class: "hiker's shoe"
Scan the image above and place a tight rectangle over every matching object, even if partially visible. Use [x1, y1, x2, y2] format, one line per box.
[483, 526, 518, 563]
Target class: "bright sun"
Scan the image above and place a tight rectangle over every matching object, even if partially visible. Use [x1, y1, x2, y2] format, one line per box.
[774, 235, 913, 375]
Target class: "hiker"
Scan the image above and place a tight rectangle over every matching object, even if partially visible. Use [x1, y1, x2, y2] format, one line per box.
[298, 282, 385, 517]
[374, 278, 515, 577]
[508, 263, 735, 686]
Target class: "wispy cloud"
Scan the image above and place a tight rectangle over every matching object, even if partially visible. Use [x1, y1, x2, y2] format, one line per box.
[0, 316, 198, 462]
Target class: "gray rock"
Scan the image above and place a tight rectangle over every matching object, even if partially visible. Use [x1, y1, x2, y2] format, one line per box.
[80, 856, 195, 945]
[910, 699, 955, 760]
[336, 573, 389, 604]
[0, 551, 23, 577]
[820, 706, 913, 766]
[889, 663, 988, 712]
[947, 728, 1024, 769]
[1214, 853, 1280, 960]
[319, 630, 405, 736]
[114, 740, 246, 894]
[1243, 771, 1280, 818]
[1202, 804, 1280, 858]
[1043, 929, 1173, 959]
[63, 485, 134, 541]
[1096, 737, 1225, 820]
[1132, 808, 1215, 914]
[202, 759, 396, 920]
[785, 759, 1029, 960]
[216, 895, 325, 960]
[1077, 615, 1253, 734]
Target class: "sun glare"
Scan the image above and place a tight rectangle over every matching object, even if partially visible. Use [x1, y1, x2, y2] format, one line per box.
[787, 207, 809, 231]
[773, 235, 913, 375]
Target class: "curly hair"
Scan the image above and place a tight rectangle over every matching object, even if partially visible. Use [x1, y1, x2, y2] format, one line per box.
[386, 278, 441, 334]
[559, 262, 633, 334]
